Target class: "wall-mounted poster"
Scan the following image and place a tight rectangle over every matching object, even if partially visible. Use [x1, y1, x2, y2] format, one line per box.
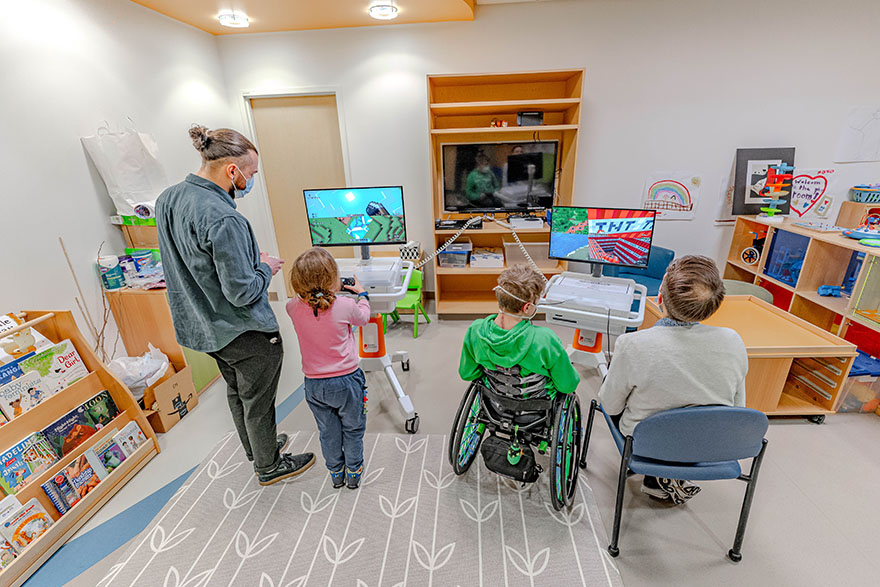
[642, 171, 701, 221]
[789, 168, 837, 219]
[732, 148, 796, 216]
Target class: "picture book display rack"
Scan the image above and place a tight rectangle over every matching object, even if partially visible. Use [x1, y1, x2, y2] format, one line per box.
[0, 311, 158, 587]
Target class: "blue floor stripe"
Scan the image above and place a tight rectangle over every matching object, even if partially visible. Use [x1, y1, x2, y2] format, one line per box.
[25, 384, 305, 586]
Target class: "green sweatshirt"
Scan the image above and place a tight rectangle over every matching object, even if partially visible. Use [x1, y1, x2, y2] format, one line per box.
[459, 315, 580, 399]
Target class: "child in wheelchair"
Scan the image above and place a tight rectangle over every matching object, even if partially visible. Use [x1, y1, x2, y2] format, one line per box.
[598, 255, 747, 504]
[459, 264, 579, 398]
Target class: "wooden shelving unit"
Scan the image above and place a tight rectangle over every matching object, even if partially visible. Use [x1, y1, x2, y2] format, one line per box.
[427, 69, 584, 315]
[724, 216, 880, 413]
[0, 311, 158, 586]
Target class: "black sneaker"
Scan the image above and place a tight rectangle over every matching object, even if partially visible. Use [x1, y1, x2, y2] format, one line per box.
[258, 453, 316, 486]
[330, 469, 345, 489]
[346, 466, 363, 490]
[640, 476, 670, 501]
[247, 433, 292, 463]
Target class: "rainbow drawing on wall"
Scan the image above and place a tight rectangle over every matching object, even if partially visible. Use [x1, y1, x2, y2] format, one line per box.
[644, 180, 693, 212]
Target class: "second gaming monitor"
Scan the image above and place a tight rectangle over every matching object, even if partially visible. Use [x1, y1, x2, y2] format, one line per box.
[549, 206, 656, 268]
[304, 186, 407, 247]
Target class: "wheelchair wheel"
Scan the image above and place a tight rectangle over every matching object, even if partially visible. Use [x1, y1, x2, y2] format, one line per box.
[448, 382, 484, 475]
[549, 393, 582, 511]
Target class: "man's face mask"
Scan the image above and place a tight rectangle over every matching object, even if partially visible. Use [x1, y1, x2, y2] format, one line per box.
[231, 165, 254, 199]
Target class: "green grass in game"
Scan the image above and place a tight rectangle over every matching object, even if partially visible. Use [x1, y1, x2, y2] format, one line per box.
[310, 215, 405, 245]
[551, 207, 590, 234]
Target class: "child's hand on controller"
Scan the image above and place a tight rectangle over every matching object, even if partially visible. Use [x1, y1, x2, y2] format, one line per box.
[349, 276, 366, 295]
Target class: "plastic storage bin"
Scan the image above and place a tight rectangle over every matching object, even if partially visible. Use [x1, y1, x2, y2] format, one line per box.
[470, 247, 504, 268]
[837, 351, 880, 413]
[438, 239, 472, 268]
[503, 239, 556, 270]
[852, 256, 880, 328]
[763, 229, 809, 286]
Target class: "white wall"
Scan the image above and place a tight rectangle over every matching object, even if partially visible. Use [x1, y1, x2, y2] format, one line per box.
[217, 0, 880, 283]
[0, 0, 233, 353]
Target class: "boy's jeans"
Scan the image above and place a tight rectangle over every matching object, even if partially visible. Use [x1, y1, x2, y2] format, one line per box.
[304, 368, 367, 472]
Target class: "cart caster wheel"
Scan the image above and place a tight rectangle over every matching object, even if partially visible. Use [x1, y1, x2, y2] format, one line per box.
[608, 546, 619, 558]
[405, 414, 420, 434]
[728, 549, 742, 563]
[809, 414, 825, 425]
[401, 360, 410, 372]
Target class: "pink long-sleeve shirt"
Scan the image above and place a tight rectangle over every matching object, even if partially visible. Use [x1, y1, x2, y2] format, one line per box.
[286, 295, 371, 379]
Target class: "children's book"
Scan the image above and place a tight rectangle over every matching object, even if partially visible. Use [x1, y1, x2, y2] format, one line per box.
[0, 313, 53, 366]
[0, 496, 20, 560]
[1, 498, 53, 552]
[83, 390, 119, 429]
[17, 340, 88, 395]
[113, 421, 148, 457]
[21, 433, 59, 476]
[84, 430, 125, 479]
[0, 538, 14, 568]
[0, 371, 53, 421]
[0, 438, 35, 495]
[41, 472, 80, 516]
[63, 455, 101, 500]
[0, 357, 27, 388]
[41, 404, 98, 458]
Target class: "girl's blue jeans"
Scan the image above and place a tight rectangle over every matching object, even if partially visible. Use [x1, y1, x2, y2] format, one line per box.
[304, 368, 367, 472]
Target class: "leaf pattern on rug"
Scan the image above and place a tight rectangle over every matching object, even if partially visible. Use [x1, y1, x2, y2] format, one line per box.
[395, 436, 426, 454]
[207, 460, 242, 480]
[150, 526, 195, 554]
[96, 562, 123, 587]
[322, 535, 366, 565]
[300, 490, 337, 514]
[379, 495, 417, 519]
[363, 467, 384, 486]
[235, 530, 279, 559]
[545, 502, 585, 526]
[422, 469, 454, 490]
[460, 498, 498, 523]
[411, 540, 456, 571]
[505, 546, 550, 578]
[163, 566, 211, 587]
[223, 487, 260, 510]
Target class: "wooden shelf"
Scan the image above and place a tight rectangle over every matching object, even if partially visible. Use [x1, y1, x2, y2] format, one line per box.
[767, 391, 834, 416]
[848, 311, 880, 334]
[436, 263, 564, 275]
[757, 273, 796, 292]
[0, 440, 156, 587]
[435, 292, 500, 314]
[794, 291, 850, 316]
[726, 258, 758, 274]
[434, 224, 550, 235]
[430, 98, 580, 116]
[430, 124, 578, 135]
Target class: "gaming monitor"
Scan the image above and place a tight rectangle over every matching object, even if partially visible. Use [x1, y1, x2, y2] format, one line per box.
[442, 141, 558, 212]
[549, 207, 657, 269]
[304, 186, 406, 247]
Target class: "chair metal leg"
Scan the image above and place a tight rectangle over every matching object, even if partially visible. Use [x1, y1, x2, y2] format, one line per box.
[579, 399, 598, 469]
[608, 436, 633, 558]
[728, 438, 768, 563]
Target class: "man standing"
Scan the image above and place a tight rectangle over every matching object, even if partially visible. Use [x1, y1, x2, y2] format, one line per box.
[156, 124, 314, 485]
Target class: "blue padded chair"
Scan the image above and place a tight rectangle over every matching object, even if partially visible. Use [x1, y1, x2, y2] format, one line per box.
[580, 400, 769, 562]
[603, 245, 675, 296]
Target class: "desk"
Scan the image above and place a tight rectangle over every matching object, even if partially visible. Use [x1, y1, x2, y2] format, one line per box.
[641, 296, 858, 418]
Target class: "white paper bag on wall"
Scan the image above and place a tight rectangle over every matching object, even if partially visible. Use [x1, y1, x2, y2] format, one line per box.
[82, 123, 168, 216]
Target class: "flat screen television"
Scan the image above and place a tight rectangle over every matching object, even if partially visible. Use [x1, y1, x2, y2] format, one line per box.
[303, 186, 407, 247]
[549, 207, 657, 269]
[442, 141, 559, 212]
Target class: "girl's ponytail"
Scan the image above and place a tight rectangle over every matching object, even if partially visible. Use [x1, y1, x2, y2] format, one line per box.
[305, 288, 336, 317]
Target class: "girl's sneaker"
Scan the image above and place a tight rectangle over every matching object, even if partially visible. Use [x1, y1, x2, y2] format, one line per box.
[330, 469, 345, 489]
[346, 466, 363, 490]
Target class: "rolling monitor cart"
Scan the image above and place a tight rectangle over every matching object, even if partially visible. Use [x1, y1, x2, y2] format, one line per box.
[541, 207, 657, 376]
[304, 186, 420, 433]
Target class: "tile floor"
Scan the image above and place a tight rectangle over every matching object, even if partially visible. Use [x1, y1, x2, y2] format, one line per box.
[64, 302, 880, 586]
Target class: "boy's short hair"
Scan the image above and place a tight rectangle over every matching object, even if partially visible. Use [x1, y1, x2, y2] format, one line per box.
[660, 255, 725, 322]
[496, 264, 544, 313]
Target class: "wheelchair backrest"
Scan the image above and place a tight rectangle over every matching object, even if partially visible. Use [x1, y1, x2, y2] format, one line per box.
[631, 406, 768, 463]
[482, 366, 549, 401]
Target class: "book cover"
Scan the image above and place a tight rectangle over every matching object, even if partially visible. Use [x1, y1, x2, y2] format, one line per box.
[0, 313, 53, 366]
[41, 478, 70, 516]
[0, 538, 14, 568]
[0, 357, 27, 388]
[41, 404, 98, 458]
[63, 455, 101, 500]
[83, 390, 119, 429]
[43, 471, 79, 514]
[21, 433, 59, 476]
[1, 498, 53, 552]
[17, 340, 88, 395]
[113, 421, 148, 457]
[0, 496, 21, 529]
[0, 371, 53, 420]
[85, 430, 125, 479]
[0, 438, 34, 495]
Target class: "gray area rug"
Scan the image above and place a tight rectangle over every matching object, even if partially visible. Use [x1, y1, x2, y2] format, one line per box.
[99, 431, 623, 587]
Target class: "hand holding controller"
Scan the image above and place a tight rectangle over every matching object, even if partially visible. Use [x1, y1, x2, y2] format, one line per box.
[340, 276, 366, 295]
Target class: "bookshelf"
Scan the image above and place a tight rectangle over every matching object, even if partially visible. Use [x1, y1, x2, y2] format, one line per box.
[427, 69, 584, 315]
[0, 311, 158, 586]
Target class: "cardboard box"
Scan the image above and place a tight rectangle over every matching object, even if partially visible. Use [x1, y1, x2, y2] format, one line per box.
[144, 361, 198, 433]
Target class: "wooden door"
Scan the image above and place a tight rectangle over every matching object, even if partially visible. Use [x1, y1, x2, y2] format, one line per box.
[250, 95, 350, 297]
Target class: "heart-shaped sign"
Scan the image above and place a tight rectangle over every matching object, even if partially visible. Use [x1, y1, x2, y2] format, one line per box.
[790, 174, 828, 217]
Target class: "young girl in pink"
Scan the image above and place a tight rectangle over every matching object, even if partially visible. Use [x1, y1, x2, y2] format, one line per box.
[287, 247, 370, 489]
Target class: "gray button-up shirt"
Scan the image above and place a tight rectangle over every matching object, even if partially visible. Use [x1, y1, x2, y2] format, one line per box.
[156, 174, 279, 352]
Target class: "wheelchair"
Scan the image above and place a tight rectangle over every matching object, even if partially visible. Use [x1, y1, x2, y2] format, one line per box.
[448, 366, 582, 511]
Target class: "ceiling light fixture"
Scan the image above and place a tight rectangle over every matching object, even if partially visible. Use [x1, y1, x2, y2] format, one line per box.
[218, 11, 250, 28]
[369, 3, 399, 20]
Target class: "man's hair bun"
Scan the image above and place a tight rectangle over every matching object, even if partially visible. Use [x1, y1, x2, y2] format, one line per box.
[189, 124, 210, 152]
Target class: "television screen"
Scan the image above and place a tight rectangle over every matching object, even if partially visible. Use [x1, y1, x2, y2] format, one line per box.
[442, 141, 558, 212]
[304, 186, 407, 247]
[549, 207, 657, 268]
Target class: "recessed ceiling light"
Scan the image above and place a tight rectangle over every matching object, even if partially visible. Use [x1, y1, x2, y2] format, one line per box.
[369, 3, 399, 20]
[218, 11, 249, 28]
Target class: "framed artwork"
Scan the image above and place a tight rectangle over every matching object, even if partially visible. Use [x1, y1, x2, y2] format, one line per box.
[732, 148, 795, 215]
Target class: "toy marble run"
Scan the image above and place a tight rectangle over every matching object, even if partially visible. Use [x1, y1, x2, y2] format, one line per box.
[759, 164, 794, 222]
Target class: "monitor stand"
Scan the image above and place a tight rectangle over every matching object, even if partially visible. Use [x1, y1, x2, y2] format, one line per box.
[572, 263, 609, 377]
[591, 263, 604, 278]
[359, 244, 372, 264]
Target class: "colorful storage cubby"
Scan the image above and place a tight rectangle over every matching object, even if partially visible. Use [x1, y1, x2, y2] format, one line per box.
[763, 229, 809, 287]
[851, 255, 880, 329]
[755, 276, 792, 310]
